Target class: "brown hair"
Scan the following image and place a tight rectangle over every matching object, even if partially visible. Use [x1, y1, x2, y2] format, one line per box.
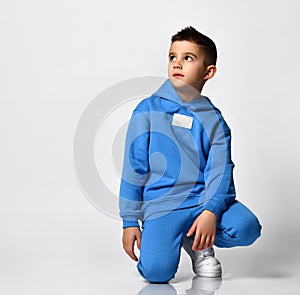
[171, 26, 217, 66]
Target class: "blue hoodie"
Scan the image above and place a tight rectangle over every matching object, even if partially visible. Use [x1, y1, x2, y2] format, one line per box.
[119, 79, 236, 228]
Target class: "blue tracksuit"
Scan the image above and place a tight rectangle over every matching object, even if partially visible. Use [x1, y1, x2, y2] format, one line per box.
[119, 79, 261, 282]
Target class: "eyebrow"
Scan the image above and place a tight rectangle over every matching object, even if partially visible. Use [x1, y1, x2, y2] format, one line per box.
[168, 52, 198, 58]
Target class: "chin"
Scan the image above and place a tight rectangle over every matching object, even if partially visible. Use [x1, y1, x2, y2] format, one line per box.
[169, 77, 188, 89]
[169, 77, 198, 92]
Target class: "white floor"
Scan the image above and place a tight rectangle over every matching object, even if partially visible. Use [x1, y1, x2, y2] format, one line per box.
[1, 243, 299, 295]
[117, 247, 300, 295]
[1, 190, 299, 295]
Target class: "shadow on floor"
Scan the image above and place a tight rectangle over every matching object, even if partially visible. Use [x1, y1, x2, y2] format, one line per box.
[137, 276, 222, 295]
[220, 248, 293, 280]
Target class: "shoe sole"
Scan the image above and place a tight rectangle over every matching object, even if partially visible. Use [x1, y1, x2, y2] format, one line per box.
[194, 268, 222, 278]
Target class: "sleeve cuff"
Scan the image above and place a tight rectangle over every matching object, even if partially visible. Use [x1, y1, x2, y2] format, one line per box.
[122, 219, 140, 229]
[202, 199, 225, 221]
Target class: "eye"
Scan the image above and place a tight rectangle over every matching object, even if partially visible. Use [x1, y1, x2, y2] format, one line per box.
[185, 55, 193, 61]
[169, 55, 176, 61]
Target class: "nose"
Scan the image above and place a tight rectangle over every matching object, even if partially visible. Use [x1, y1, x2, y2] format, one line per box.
[173, 60, 182, 69]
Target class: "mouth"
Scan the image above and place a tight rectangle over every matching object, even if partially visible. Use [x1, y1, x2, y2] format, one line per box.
[173, 73, 184, 78]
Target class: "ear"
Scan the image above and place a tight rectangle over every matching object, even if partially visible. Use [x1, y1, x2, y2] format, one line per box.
[204, 65, 217, 80]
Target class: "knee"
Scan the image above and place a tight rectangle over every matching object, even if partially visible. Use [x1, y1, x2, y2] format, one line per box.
[237, 214, 262, 246]
[216, 201, 262, 248]
[137, 260, 177, 283]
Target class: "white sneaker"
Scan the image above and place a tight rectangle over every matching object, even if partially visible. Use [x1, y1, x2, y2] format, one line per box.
[183, 236, 222, 278]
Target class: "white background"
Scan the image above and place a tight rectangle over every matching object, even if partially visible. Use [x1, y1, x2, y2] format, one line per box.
[1, 1, 300, 294]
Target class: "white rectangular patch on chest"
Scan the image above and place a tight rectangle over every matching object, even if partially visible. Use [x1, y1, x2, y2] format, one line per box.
[172, 113, 193, 129]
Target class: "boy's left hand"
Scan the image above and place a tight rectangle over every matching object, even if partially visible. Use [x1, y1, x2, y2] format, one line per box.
[186, 210, 217, 251]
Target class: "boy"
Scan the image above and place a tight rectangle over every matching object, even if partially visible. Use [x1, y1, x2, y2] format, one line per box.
[119, 26, 262, 283]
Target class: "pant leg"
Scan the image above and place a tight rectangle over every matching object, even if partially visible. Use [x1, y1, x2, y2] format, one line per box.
[137, 208, 195, 283]
[214, 200, 262, 248]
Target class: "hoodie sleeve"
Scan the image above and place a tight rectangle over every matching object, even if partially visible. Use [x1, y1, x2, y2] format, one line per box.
[202, 127, 236, 220]
[119, 110, 150, 228]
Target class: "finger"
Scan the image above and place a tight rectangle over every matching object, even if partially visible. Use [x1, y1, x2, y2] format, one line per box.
[137, 234, 141, 250]
[198, 234, 207, 250]
[192, 231, 201, 251]
[209, 234, 216, 248]
[205, 236, 212, 249]
[128, 247, 138, 261]
[186, 223, 196, 237]
[124, 242, 138, 261]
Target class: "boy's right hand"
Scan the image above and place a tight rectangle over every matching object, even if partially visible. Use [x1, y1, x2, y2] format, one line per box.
[122, 227, 141, 262]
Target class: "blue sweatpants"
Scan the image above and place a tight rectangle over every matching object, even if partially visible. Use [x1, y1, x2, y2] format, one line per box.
[137, 200, 262, 283]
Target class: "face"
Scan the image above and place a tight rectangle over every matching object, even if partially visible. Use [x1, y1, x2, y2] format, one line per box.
[168, 40, 213, 92]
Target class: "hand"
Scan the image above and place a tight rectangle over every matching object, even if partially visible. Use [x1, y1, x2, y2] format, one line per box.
[122, 227, 141, 261]
[186, 210, 217, 251]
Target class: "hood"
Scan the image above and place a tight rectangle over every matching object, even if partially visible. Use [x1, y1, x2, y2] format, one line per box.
[151, 79, 213, 112]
